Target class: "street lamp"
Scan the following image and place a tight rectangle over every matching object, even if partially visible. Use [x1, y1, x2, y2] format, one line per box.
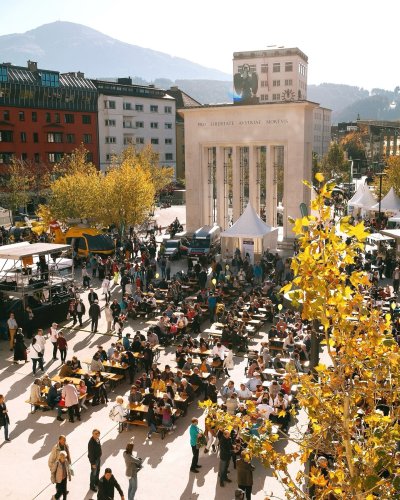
[376, 171, 386, 226]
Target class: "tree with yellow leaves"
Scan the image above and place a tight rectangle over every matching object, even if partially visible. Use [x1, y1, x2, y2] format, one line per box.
[372, 155, 400, 198]
[201, 173, 400, 499]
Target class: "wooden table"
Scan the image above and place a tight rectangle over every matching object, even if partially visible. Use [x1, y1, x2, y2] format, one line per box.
[52, 375, 82, 385]
[188, 349, 212, 357]
[262, 368, 286, 380]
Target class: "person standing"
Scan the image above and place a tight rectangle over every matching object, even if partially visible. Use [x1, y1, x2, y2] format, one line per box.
[49, 323, 59, 360]
[97, 468, 125, 500]
[13, 328, 27, 364]
[57, 332, 68, 364]
[35, 328, 47, 356]
[88, 288, 99, 305]
[48, 435, 72, 471]
[89, 300, 101, 333]
[30, 337, 45, 374]
[61, 380, 80, 423]
[23, 306, 35, 339]
[393, 265, 400, 294]
[104, 303, 113, 333]
[50, 450, 72, 499]
[236, 451, 255, 500]
[75, 299, 86, 327]
[102, 276, 111, 303]
[7, 312, 18, 351]
[219, 429, 233, 487]
[0, 394, 11, 442]
[88, 429, 102, 492]
[123, 441, 143, 500]
[189, 417, 203, 473]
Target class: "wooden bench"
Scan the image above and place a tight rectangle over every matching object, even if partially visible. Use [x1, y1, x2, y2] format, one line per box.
[25, 399, 51, 414]
[120, 419, 147, 433]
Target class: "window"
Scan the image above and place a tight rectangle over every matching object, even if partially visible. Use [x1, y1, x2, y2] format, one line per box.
[46, 112, 51, 123]
[106, 154, 112, 161]
[261, 64, 268, 73]
[135, 104, 143, 111]
[21, 153, 27, 161]
[151, 138, 159, 145]
[150, 105, 158, 112]
[135, 121, 144, 128]
[165, 153, 173, 161]
[41, 72, 59, 87]
[105, 119, 116, 126]
[86, 152, 93, 162]
[165, 138, 173, 145]
[124, 137, 134, 145]
[136, 137, 144, 144]
[105, 137, 116, 144]
[31, 111, 37, 122]
[123, 102, 132, 110]
[19, 111, 25, 121]
[0, 66, 8, 82]
[260, 94, 269, 101]
[299, 63, 306, 76]
[66, 134, 75, 144]
[165, 123, 173, 129]
[164, 106, 172, 114]
[285, 62, 293, 72]
[82, 115, 91, 124]
[273, 80, 280, 87]
[123, 121, 133, 129]
[34, 153, 40, 163]
[150, 122, 158, 129]
[284, 79, 293, 86]
[47, 132, 63, 143]
[20, 132, 27, 143]
[104, 100, 116, 109]
[273, 63, 280, 73]
[83, 134, 92, 144]
[47, 152, 63, 163]
[33, 132, 39, 143]
[0, 153, 13, 163]
[0, 131, 13, 142]
[64, 114, 74, 124]
[3, 110, 10, 121]
[55, 113, 60, 124]
[261, 80, 268, 87]
[272, 93, 281, 101]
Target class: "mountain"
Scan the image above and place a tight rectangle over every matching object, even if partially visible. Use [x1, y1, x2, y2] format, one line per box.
[0, 21, 230, 81]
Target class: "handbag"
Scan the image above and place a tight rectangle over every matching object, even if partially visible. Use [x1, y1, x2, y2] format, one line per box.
[196, 433, 207, 449]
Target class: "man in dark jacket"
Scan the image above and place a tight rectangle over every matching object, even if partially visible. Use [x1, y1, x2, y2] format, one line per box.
[97, 467, 124, 500]
[47, 382, 63, 421]
[219, 429, 233, 487]
[236, 451, 255, 500]
[88, 429, 102, 492]
[75, 299, 86, 326]
[88, 288, 99, 305]
[89, 300, 101, 333]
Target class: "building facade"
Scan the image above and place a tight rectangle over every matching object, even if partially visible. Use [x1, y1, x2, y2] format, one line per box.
[0, 61, 99, 170]
[180, 101, 317, 240]
[233, 47, 308, 105]
[313, 106, 332, 158]
[93, 79, 176, 172]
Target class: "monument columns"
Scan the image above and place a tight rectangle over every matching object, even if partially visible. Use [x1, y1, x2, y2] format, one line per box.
[248, 146, 257, 211]
[231, 146, 240, 221]
[216, 146, 225, 229]
[265, 145, 276, 226]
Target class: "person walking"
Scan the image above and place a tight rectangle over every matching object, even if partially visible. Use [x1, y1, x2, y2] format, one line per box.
[75, 299, 86, 326]
[104, 303, 113, 333]
[61, 380, 80, 423]
[97, 468, 125, 500]
[88, 429, 102, 492]
[57, 332, 68, 364]
[50, 450, 72, 500]
[35, 328, 47, 356]
[48, 435, 72, 471]
[189, 417, 203, 473]
[89, 300, 101, 333]
[393, 265, 400, 294]
[49, 323, 59, 360]
[30, 337, 45, 374]
[123, 441, 143, 500]
[7, 312, 18, 351]
[0, 394, 11, 442]
[236, 451, 255, 500]
[102, 276, 111, 303]
[13, 328, 27, 364]
[88, 288, 99, 305]
[219, 429, 233, 487]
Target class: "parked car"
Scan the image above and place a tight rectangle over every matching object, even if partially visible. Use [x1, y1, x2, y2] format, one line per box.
[163, 239, 189, 260]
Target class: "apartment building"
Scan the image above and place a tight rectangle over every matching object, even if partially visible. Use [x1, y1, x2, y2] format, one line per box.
[93, 78, 176, 173]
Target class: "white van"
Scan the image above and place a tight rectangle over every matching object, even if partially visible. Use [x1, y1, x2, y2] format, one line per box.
[387, 217, 400, 229]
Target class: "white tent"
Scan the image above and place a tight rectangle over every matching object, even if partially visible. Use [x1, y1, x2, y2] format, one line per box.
[348, 182, 367, 206]
[349, 187, 376, 210]
[221, 203, 279, 262]
[370, 187, 400, 213]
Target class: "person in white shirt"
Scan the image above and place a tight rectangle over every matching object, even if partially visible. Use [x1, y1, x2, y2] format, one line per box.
[147, 331, 159, 347]
[34, 329, 46, 354]
[246, 373, 262, 392]
[109, 396, 127, 427]
[61, 380, 80, 423]
[225, 393, 239, 415]
[49, 323, 59, 361]
[220, 380, 236, 402]
[212, 342, 227, 361]
[102, 277, 111, 303]
[236, 383, 253, 401]
[256, 398, 275, 420]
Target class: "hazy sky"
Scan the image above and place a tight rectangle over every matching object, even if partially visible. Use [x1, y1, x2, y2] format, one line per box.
[1, 0, 398, 90]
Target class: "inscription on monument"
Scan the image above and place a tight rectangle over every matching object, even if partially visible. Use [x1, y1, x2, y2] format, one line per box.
[197, 119, 289, 127]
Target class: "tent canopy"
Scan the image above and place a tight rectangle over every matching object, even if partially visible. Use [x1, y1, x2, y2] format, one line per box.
[371, 187, 400, 213]
[348, 182, 367, 205]
[221, 203, 275, 238]
[349, 187, 376, 210]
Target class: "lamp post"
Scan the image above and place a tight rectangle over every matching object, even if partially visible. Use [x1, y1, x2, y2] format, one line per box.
[376, 171, 386, 226]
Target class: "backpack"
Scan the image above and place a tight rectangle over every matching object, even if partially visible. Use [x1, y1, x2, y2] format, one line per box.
[109, 405, 119, 421]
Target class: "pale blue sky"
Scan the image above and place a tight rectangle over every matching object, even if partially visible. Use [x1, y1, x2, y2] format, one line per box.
[1, 0, 398, 90]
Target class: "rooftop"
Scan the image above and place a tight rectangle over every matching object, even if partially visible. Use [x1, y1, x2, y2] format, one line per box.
[233, 47, 308, 62]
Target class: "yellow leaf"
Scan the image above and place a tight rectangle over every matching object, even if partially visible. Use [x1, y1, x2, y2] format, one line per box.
[315, 172, 324, 182]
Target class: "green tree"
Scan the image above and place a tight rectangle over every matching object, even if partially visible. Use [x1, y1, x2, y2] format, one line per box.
[373, 155, 400, 197]
[7, 158, 33, 213]
[340, 131, 367, 162]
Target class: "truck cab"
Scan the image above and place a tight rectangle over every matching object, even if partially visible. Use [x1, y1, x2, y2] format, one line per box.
[188, 225, 220, 261]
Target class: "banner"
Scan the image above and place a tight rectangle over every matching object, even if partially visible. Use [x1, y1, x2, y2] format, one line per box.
[242, 239, 254, 264]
